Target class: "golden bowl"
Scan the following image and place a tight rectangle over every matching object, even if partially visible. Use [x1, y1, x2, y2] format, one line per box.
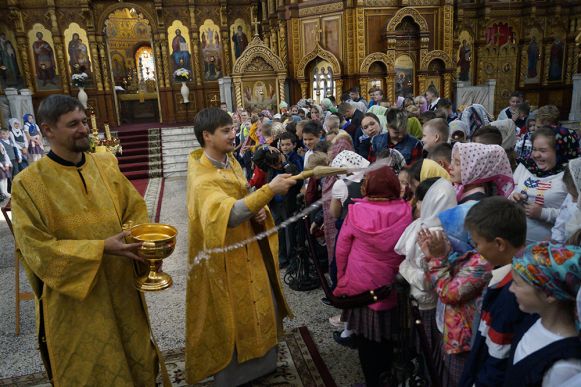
[128, 223, 177, 292]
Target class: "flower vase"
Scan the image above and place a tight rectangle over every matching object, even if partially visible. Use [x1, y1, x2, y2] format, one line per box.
[77, 87, 88, 108]
[180, 82, 190, 104]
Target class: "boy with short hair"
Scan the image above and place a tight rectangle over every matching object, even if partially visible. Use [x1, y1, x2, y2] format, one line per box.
[459, 197, 532, 387]
[422, 118, 449, 155]
[429, 142, 453, 172]
[278, 131, 303, 173]
[302, 120, 323, 170]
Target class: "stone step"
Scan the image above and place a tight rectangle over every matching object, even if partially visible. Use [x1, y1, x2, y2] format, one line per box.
[162, 141, 198, 151]
[161, 127, 195, 136]
[162, 149, 195, 159]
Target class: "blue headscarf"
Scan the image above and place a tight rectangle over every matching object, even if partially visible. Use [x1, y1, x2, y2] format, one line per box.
[23, 114, 40, 136]
[438, 201, 478, 259]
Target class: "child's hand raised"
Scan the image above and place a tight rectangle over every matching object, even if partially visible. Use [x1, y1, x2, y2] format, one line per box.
[418, 228, 451, 259]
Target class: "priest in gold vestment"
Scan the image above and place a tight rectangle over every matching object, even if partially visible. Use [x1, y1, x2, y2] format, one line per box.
[11, 95, 168, 386]
[185, 108, 296, 385]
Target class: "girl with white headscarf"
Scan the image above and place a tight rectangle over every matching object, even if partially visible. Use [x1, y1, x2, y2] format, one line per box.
[551, 158, 581, 243]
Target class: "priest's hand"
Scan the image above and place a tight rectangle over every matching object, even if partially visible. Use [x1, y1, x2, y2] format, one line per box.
[268, 173, 296, 195]
[104, 231, 144, 262]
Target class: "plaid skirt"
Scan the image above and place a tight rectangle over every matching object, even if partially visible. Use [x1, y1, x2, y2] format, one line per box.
[342, 306, 397, 343]
[418, 308, 440, 355]
[442, 351, 469, 387]
[0, 166, 11, 179]
[28, 143, 43, 155]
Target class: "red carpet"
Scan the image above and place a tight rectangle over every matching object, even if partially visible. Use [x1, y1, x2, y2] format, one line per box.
[130, 178, 149, 196]
[115, 124, 163, 180]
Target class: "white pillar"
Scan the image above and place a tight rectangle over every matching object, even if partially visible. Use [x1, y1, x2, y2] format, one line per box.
[4, 88, 20, 123]
[18, 89, 34, 120]
[218, 76, 234, 112]
[569, 74, 581, 121]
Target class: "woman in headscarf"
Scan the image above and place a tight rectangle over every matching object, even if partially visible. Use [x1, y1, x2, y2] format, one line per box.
[334, 165, 412, 387]
[551, 158, 581, 243]
[450, 142, 514, 204]
[396, 177, 457, 353]
[449, 119, 469, 145]
[510, 126, 580, 243]
[8, 118, 28, 170]
[460, 103, 493, 140]
[505, 242, 581, 387]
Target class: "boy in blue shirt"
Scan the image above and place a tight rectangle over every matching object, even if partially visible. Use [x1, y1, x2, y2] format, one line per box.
[459, 197, 534, 387]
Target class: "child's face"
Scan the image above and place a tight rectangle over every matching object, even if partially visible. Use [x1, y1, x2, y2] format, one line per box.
[362, 117, 380, 138]
[509, 97, 522, 110]
[509, 271, 547, 314]
[0, 131, 9, 140]
[398, 171, 410, 198]
[302, 133, 319, 150]
[449, 153, 462, 184]
[469, 229, 511, 266]
[279, 138, 294, 154]
[527, 119, 536, 132]
[421, 125, 440, 152]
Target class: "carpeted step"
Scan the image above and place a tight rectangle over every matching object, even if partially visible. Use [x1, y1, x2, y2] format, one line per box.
[120, 140, 150, 150]
[122, 147, 151, 157]
[117, 154, 154, 164]
[123, 170, 151, 180]
[119, 162, 150, 172]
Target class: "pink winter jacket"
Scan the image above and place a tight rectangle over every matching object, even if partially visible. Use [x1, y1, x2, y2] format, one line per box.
[333, 198, 412, 311]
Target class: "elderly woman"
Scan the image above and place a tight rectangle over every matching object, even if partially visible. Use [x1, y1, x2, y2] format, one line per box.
[510, 125, 580, 243]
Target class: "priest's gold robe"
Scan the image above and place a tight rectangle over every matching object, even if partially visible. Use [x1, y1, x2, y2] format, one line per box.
[185, 149, 292, 383]
[12, 152, 167, 387]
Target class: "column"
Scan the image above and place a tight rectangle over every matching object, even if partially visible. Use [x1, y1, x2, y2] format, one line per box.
[569, 74, 581, 121]
[218, 76, 234, 112]
[4, 88, 20, 122]
[18, 89, 34, 117]
[15, 36, 33, 90]
[278, 21, 288, 65]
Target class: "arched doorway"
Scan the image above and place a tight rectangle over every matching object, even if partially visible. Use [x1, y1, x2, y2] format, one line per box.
[296, 43, 342, 101]
[103, 7, 162, 125]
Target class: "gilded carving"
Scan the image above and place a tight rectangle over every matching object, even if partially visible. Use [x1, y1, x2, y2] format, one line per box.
[356, 8, 365, 71]
[245, 57, 274, 73]
[360, 52, 394, 74]
[159, 37, 171, 88]
[420, 50, 454, 71]
[191, 32, 203, 86]
[232, 36, 286, 75]
[291, 18, 300, 76]
[278, 21, 288, 66]
[443, 5, 454, 58]
[222, 30, 232, 76]
[386, 7, 429, 33]
[298, 2, 343, 18]
[88, 35, 103, 91]
[364, 0, 398, 6]
[16, 38, 33, 88]
[97, 41, 111, 91]
[296, 43, 341, 81]
[345, 8, 355, 74]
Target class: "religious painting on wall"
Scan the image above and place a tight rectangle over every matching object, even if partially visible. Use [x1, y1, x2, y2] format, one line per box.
[230, 18, 250, 62]
[64, 23, 93, 87]
[110, 52, 126, 85]
[0, 25, 24, 89]
[525, 29, 542, 84]
[302, 20, 319, 56]
[548, 37, 565, 82]
[322, 16, 342, 60]
[457, 31, 473, 83]
[28, 23, 62, 91]
[242, 79, 278, 111]
[485, 23, 515, 46]
[168, 20, 192, 81]
[200, 20, 223, 81]
[394, 55, 414, 97]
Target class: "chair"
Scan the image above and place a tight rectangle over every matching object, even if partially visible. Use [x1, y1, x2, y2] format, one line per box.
[1, 199, 34, 336]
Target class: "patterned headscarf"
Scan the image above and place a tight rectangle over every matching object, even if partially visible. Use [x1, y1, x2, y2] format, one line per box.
[330, 150, 370, 182]
[452, 142, 514, 200]
[523, 125, 581, 178]
[376, 148, 406, 174]
[460, 104, 492, 140]
[490, 119, 517, 151]
[323, 137, 354, 192]
[363, 165, 401, 200]
[513, 242, 581, 317]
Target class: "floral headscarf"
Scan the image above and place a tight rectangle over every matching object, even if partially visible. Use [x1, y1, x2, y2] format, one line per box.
[377, 148, 406, 174]
[523, 125, 581, 178]
[322, 137, 354, 192]
[513, 242, 581, 329]
[330, 150, 370, 182]
[452, 142, 514, 200]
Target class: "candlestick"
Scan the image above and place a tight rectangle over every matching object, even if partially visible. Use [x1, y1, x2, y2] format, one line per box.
[104, 123, 111, 141]
[91, 114, 98, 132]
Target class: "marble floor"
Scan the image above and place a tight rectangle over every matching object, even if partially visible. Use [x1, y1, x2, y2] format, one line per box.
[0, 177, 363, 386]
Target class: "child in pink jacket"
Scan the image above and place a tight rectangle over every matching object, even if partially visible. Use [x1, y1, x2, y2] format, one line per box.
[334, 165, 412, 387]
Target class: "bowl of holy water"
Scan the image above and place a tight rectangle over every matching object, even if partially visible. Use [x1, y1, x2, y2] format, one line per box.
[126, 223, 177, 292]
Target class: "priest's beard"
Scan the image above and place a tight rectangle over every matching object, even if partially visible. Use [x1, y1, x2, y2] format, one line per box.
[73, 135, 91, 152]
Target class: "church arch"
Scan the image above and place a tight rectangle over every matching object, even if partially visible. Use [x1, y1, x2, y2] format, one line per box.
[359, 52, 393, 74]
[420, 50, 454, 71]
[386, 7, 429, 34]
[296, 43, 341, 81]
[232, 36, 286, 74]
[97, 3, 157, 35]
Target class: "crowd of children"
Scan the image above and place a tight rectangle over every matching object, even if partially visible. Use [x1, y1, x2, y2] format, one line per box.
[0, 114, 43, 201]
[225, 87, 581, 386]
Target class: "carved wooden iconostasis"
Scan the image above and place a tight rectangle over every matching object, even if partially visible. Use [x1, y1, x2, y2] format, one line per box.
[1, 1, 580, 127]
